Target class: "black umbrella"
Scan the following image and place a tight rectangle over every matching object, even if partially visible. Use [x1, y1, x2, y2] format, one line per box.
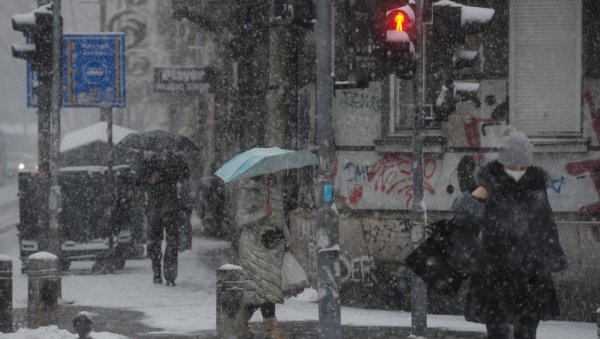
[118, 129, 199, 153]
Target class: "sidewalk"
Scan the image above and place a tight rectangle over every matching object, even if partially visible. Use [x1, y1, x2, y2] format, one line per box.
[11, 306, 487, 339]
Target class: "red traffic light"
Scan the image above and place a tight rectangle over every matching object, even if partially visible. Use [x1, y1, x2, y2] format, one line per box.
[385, 6, 415, 42]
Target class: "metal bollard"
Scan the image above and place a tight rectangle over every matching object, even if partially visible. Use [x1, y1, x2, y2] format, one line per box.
[27, 252, 61, 328]
[0, 255, 12, 333]
[597, 308, 600, 338]
[73, 312, 93, 339]
[216, 264, 245, 339]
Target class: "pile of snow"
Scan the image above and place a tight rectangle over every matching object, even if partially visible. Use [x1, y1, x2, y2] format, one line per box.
[0, 326, 126, 339]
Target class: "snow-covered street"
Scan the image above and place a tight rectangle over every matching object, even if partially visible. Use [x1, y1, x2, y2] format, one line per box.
[0, 180, 596, 338]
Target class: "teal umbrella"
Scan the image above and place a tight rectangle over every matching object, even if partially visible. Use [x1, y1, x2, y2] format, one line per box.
[215, 147, 318, 183]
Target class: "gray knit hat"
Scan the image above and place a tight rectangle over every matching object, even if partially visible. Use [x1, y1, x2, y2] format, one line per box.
[497, 126, 533, 167]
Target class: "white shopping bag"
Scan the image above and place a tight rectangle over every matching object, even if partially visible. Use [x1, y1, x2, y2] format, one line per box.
[281, 252, 310, 297]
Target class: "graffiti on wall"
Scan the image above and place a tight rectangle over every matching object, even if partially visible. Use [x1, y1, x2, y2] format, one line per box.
[565, 160, 600, 214]
[583, 90, 600, 144]
[340, 255, 374, 283]
[342, 154, 437, 208]
[339, 90, 382, 112]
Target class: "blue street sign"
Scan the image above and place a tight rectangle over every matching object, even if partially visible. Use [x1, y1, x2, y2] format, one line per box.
[27, 33, 126, 108]
[324, 184, 333, 202]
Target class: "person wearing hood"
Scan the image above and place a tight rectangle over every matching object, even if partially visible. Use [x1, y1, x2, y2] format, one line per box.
[235, 173, 290, 339]
[453, 126, 567, 339]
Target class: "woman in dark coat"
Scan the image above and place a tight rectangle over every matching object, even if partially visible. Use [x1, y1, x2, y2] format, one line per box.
[453, 127, 567, 339]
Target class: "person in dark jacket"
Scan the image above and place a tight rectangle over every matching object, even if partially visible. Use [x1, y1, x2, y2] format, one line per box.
[139, 151, 190, 286]
[453, 126, 567, 339]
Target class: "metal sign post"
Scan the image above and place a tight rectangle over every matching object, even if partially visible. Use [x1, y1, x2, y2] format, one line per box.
[105, 103, 114, 269]
[48, 0, 63, 265]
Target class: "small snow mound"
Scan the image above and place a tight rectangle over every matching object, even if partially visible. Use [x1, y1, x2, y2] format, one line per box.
[290, 288, 318, 302]
[219, 263, 243, 271]
[28, 252, 58, 260]
[0, 254, 11, 261]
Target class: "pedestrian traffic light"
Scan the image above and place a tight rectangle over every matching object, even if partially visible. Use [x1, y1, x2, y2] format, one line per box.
[426, 1, 494, 121]
[344, 0, 415, 85]
[11, 4, 57, 76]
[383, 3, 415, 53]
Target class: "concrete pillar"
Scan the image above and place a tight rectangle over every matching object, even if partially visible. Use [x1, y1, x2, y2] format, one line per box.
[216, 264, 245, 339]
[27, 252, 60, 328]
[0, 255, 12, 333]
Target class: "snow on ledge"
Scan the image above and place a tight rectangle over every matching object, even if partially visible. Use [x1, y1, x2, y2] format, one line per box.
[0, 254, 11, 261]
[28, 252, 58, 260]
[219, 263, 243, 271]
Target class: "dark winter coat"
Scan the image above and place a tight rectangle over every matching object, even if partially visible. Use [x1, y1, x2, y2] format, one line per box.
[453, 161, 567, 324]
[139, 152, 190, 214]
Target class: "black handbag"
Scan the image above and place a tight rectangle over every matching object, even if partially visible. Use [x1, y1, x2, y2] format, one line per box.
[261, 228, 286, 249]
[405, 218, 482, 294]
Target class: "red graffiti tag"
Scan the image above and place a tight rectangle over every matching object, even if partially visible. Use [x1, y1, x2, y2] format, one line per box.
[583, 91, 600, 143]
[349, 185, 363, 205]
[565, 160, 600, 215]
[356, 154, 437, 208]
[463, 117, 500, 164]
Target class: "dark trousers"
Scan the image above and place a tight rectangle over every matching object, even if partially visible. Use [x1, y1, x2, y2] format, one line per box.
[244, 303, 276, 321]
[486, 316, 540, 339]
[147, 209, 180, 281]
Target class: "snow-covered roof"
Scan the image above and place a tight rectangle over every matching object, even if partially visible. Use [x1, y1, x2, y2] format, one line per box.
[60, 165, 130, 173]
[60, 122, 138, 153]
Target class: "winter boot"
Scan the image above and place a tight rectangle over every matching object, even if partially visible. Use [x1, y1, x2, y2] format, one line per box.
[153, 273, 163, 284]
[263, 317, 288, 339]
[242, 321, 254, 339]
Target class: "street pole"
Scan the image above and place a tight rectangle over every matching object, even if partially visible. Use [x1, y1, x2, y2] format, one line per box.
[47, 0, 63, 262]
[35, 1, 51, 253]
[410, 0, 427, 336]
[315, 0, 341, 338]
[105, 104, 114, 268]
[99, 0, 107, 122]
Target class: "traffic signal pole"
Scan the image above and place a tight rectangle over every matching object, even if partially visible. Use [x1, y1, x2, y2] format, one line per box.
[410, 0, 427, 336]
[315, 0, 342, 337]
[48, 0, 62, 261]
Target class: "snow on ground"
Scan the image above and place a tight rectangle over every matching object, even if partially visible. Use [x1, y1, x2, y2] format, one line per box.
[0, 182, 597, 338]
[0, 326, 126, 339]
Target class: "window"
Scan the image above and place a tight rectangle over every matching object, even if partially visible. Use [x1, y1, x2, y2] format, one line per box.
[509, 0, 582, 135]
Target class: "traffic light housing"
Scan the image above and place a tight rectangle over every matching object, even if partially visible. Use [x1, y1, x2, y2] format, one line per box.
[427, 1, 494, 121]
[11, 4, 57, 76]
[345, 0, 416, 86]
[382, 3, 415, 54]
[377, 1, 417, 78]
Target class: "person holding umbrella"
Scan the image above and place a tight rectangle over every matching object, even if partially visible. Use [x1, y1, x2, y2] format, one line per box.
[235, 173, 289, 339]
[216, 147, 318, 339]
[139, 151, 190, 286]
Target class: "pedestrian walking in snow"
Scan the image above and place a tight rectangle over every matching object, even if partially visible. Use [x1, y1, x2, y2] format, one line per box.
[453, 126, 567, 339]
[139, 151, 190, 286]
[235, 174, 290, 339]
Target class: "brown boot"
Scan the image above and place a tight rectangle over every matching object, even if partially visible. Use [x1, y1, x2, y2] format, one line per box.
[263, 317, 288, 339]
